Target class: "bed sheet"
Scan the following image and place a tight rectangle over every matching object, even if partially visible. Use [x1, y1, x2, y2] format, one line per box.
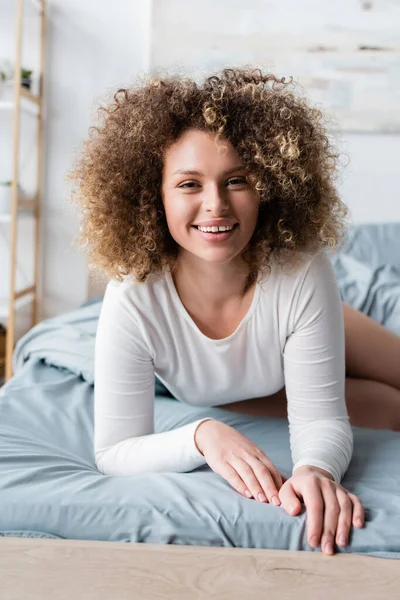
[1, 344, 400, 557]
[0, 223, 399, 556]
[330, 222, 400, 335]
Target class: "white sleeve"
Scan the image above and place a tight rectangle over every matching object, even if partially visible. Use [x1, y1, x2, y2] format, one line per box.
[283, 251, 353, 484]
[94, 281, 211, 477]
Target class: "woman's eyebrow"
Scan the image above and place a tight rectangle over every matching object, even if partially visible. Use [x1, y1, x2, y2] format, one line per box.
[172, 165, 245, 176]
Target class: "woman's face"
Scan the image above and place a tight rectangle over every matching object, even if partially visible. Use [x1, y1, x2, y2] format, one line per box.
[161, 128, 260, 266]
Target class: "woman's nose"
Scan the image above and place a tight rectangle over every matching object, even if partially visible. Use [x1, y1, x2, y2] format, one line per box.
[203, 185, 229, 214]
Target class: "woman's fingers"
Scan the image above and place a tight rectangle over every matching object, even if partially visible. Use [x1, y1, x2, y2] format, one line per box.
[278, 478, 302, 516]
[219, 462, 254, 498]
[219, 456, 364, 555]
[335, 489, 354, 547]
[259, 457, 284, 490]
[280, 474, 365, 556]
[250, 456, 284, 503]
[282, 478, 325, 547]
[219, 458, 282, 504]
[286, 477, 340, 555]
[310, 485, 364, 554]
[231, 457, 281, 504]
[347, 492, 365, 528]
[319, 481, 341, 555]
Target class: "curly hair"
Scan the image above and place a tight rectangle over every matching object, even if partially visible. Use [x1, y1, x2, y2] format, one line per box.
[68, 67, 348, 286]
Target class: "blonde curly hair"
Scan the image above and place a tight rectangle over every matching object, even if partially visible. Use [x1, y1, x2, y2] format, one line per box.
[68, 67, 348, 286]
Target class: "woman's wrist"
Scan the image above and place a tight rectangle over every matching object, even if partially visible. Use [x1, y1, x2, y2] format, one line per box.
[293, 465, 335, 481]
[194, 418, 215, 455]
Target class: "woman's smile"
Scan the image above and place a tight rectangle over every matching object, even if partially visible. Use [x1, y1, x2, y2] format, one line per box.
[192, 222, 239, 243]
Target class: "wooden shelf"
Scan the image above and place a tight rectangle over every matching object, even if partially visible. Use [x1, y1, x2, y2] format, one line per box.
[1, 0, 46, 381]
[0, 211, 33, 223]
[0, 86, 40, 116]
[0, 194, 38, 223]
[20, 86, 40, 105]
[0, 290, 34, 320]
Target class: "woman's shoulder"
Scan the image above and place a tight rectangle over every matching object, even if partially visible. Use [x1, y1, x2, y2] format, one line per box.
[257, 250, 337, 332]
[264, 248, 330, 282]
[105, 271, 170, 308]
[259, 249, 334, 304]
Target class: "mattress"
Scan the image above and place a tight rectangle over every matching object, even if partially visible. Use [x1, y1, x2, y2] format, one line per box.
[0, 222, 399, 557]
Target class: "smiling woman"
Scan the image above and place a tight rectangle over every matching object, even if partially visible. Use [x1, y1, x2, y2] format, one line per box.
[66, 67, 396, 557]
[161, 128, 260, 291]
[68, 68, 347, 286]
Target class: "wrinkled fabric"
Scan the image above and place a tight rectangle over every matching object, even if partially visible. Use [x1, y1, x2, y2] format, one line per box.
[1, 356, 400, 556]
[329, 222, 400, 335]
[1, 222, 399, 556]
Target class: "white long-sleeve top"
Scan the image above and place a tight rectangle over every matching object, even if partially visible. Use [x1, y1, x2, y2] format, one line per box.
[94, 249, 353, 484]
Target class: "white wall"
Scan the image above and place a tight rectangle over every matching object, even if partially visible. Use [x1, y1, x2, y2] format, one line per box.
[1, 0, 152, 331]
[338, 133, 400, 225]
[41, 0, 152, 319]
[1, 0, 42, 335]
[151, 0, 400, 227]
[1, 0, 399, 330]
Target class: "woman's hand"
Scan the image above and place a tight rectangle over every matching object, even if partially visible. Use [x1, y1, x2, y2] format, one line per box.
[195, 420, 286, 504]
[278, 465, 365, 556]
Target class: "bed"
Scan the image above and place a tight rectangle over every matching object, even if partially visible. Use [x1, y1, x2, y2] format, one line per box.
[1, 222, 400, 598]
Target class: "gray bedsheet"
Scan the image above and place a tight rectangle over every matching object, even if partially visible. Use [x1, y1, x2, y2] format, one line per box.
[331, 222, 400, 336]
[0, 223, 399, 557]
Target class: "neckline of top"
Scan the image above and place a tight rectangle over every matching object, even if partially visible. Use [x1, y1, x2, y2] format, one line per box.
[165, 269, 264, 343]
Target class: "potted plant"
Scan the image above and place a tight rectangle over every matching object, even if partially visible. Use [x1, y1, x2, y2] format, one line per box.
[21, 68, 33, 90]
[0, 181, 12, 214]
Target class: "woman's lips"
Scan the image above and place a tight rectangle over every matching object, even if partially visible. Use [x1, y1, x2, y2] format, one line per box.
[192, 224, 238, 242]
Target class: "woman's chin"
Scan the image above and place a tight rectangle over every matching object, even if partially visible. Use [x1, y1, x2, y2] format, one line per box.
[184, 247, 244, 266]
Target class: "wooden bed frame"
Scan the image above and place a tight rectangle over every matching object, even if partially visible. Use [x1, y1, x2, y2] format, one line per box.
[0, 538, 399, 598]
[1, 274, 397, 598]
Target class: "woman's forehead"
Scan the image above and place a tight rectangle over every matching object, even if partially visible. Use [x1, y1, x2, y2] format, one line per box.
[163, 129, 242, 174]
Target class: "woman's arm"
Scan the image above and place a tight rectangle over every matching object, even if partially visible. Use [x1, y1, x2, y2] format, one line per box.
[94, 281, 210, 477]
[283, 250, 353, 484]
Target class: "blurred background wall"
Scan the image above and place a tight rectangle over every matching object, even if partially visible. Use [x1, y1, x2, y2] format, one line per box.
[1, 0, 152, 326]
[151, 0, 400, 224]
[1, 0, 399, 325]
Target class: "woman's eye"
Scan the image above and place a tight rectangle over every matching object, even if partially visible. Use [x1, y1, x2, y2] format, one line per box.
[227, 177, 247, 186]
[178, 177, 247, 189]
[179, 182, 198, 188]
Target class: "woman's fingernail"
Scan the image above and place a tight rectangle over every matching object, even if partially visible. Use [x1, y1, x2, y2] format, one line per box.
[271, 495, 281, 506]
[245, 490, 252, 498]
[258, 493, 267, 502]
[356, 518, 363, 527]
[324, 543, 334, 555]
[310, 535, 319, 547]
[338, 535, 347, 546]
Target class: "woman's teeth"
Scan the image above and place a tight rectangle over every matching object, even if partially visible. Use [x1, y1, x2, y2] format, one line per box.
[197, 225, 234, 233]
